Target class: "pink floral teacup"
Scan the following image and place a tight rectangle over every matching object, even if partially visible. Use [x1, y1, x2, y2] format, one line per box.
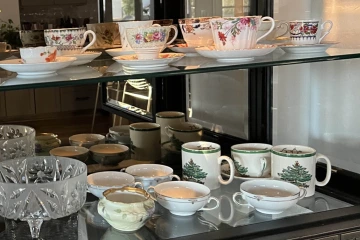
[178, 17, 214, 47]
[44, 27, 96, 55]
[126, 25, 178, 59]
[209, 16, 275, 50]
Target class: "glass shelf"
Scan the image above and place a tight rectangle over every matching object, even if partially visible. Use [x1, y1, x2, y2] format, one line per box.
[1, 47, 360, 91]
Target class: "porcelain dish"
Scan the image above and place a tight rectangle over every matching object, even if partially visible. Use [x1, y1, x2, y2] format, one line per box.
[98, 187, 155, 232]
[69, 133, 105, 148]
[123, 164, 181, 190]
[278, 41, 338, 54]
[105, 48, 135, 57]
[49, 146, 89, 162]
[89, 144, 129, 165]
[221, 163, 272, 181]
[0, 57, 76, 76]
[233, 179, 306, 214]
[66, 51, 102, 66]
[195, 44, 277, 62]
[148, 181, 220, 216]
[168, 44, 199, 56]
[87, 171, 142, 199]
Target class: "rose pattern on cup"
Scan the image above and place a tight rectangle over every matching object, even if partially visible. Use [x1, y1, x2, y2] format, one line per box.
[46, 33, 84, 46]
[40, 49, 57, 62]
[211, 17, 260, 46]
[290, 22, 318, 40]
[133, 29, 167, 44]
[181, 22, 211, 34]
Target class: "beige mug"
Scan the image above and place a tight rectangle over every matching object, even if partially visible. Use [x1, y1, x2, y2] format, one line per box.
[0, 42, 11, 52]
[165, 122, 202, 151]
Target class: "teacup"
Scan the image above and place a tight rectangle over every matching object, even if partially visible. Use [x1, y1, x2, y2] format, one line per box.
[165, 122, 202, 151]
[86, 22, 121, 48]
[89, 144, 129, 165]
[126, 25, 178, 59]
[257, 20, 289, 41]
[209, 16, 275, 50]
[107, 125, 130, 145]
[178, 17, 214, 47]
[69, 133, 105, 148]
[0, 42, 12, 52]
[44, 27, 97, 55]
[156, 111, 185, 143]
[271, 145, 332, 197]
[98, 187, 155, 232]
[117, 21, 157, 51]
[122, 164, 180, 190]
[289, 20, 333, 45]
[228, 143, 273, 178]
[19, 30, 46, 47]
[87, 171, 143, 198]
[148, 181, 220, 216]
[49, 146, 89, 162]
[20, 46, 57, 63]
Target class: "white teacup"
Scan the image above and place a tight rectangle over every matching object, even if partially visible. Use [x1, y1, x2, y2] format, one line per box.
[122, 164, 180, 190]
[289, 20, 333, 45]
[165, 122, 202, 151]
[0, 42, 11, 52]
[117, 21, 156, 51]
[178, 17, 214, 47]
[20, 46, 57, 63]
[156, 111, 185, 143]
[227, 143, 273, 178]
[126, 25, 178, 59]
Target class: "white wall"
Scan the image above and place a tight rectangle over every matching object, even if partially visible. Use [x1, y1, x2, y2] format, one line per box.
[0, 0, 20, 27]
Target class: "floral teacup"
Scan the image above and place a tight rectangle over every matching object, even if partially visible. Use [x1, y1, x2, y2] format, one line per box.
[20, 46, 57, 63]
[126, 25, 178, 59]
[117, 21, 156, 51]
[209, 16, 275, 50]
[178, 17, 214, 47]
[44, 27, 96, 55]
[289, 20, 333, 45]
[86, 23, 121, 49]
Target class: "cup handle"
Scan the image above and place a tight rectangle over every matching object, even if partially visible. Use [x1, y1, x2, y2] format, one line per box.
[6, 44, 11, 52]
[259, 157, 267, 177]
[299, 188, 307, 200]
[199, 197, 220, 211]
[120, 168, 126, 172]
[218, 195, 234, 222]
[217, 156, 235, 185]
[166, 25, 178, 45]
[257, 17, 275, 43]
[170, 174, 181, 181]
[134, 181, 144, 189]
[152, 24, 161, 27]
[232, 192, 249, 206]
[164, 126, 173, 138]
[147, 186, 157, 201]
[81, 30, 97, 53]
[318, 20, 333, 43]
[315, 153, 332, 187]
[315, 197, 330, 210]
[275, 22, 289, 39]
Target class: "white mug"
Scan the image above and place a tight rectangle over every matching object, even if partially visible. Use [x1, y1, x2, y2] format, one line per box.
[165, 122, 202, 151]
[129, 122, 161, 162]
[155, 111, 185, 143]
[181, 141, 235, 190]
[229, 143, 272, 177]
[271, 145, 332, 197]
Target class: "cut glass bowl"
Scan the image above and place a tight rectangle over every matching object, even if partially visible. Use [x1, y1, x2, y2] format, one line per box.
[0, 156, 87, 239]
[0, 125, 36, 162]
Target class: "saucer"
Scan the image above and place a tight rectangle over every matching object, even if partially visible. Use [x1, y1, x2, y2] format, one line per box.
[221, 163, 272, 181]
[113, 53, 185, 70]
[168, 44, 199, 57]
[278, 41, 339, 54]
[64, 51, 102, 66]
[105, 48, 135, 57]
[195, 44, 277, 62]
[0, 57, 77, 76]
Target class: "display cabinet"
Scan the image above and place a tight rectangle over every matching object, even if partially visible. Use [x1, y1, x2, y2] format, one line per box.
[1, 0, 360, 239]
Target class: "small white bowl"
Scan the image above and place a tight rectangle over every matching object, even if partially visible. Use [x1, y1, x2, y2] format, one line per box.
[123, 164, 180, 190]
[20, 46, 57, 63]
[49, 146, 89, 162]
[87, 171, 142, 198]
[148, 181, 219, 216]
[69, 133, 105, 148]
[233, 179, 306, 214]
[89, 144, 129, 165]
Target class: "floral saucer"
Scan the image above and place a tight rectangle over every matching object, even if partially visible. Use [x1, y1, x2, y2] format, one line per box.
[113, 53, 185, 70]
[221, 163, 272, 181]
[105, 48, 135, 57]
[64, 51, 102, 66]
[0, 57, 76, 77]
[168, 44, 199, 57]
[278, 41, 339, 54]
[195, 44, 277, 62]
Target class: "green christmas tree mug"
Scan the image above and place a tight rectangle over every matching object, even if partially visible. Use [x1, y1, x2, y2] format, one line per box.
[271, 145, 332, 197]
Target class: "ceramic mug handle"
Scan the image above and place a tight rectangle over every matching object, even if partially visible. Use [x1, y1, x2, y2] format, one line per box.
[6, 44, 11, 52]
[258, 157, 267, 177]
[199, 197, 220, 211]
[120, 168, 126, 172]
[315, 153, 332, 187]
[81, 30, 97, 53]
[146, 186, 157, 201]
[170, 174, 181, 181]
[275, 22, 289, 39]
[165, 25, 179, 45]
[134, 182, 144, 189]
[232, 192, 249, 206]
[257, 17, 275, 43]
[298, 188, 307, 200]
[318, 20, 333, 43]
[164, 126, 173, 138]
[217, 156, 235, 185]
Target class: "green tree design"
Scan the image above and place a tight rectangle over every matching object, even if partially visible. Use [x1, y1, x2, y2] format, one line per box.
[183, 159, 207, 184]
[234, 161, 249, 177]
[278, 161, 312, 188]
[170, 135, 183, 151]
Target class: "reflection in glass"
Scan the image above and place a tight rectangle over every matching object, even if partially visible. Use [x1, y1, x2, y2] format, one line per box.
[188, 0, 250, 18]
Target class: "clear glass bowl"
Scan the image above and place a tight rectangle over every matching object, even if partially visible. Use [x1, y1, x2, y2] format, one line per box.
[0, 125, 36, 161]
[0, 156, 87, 239]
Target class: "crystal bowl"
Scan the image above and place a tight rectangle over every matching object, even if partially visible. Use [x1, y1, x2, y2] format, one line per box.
[0, 125, 36, 161]
[0, 156, 87, 238]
